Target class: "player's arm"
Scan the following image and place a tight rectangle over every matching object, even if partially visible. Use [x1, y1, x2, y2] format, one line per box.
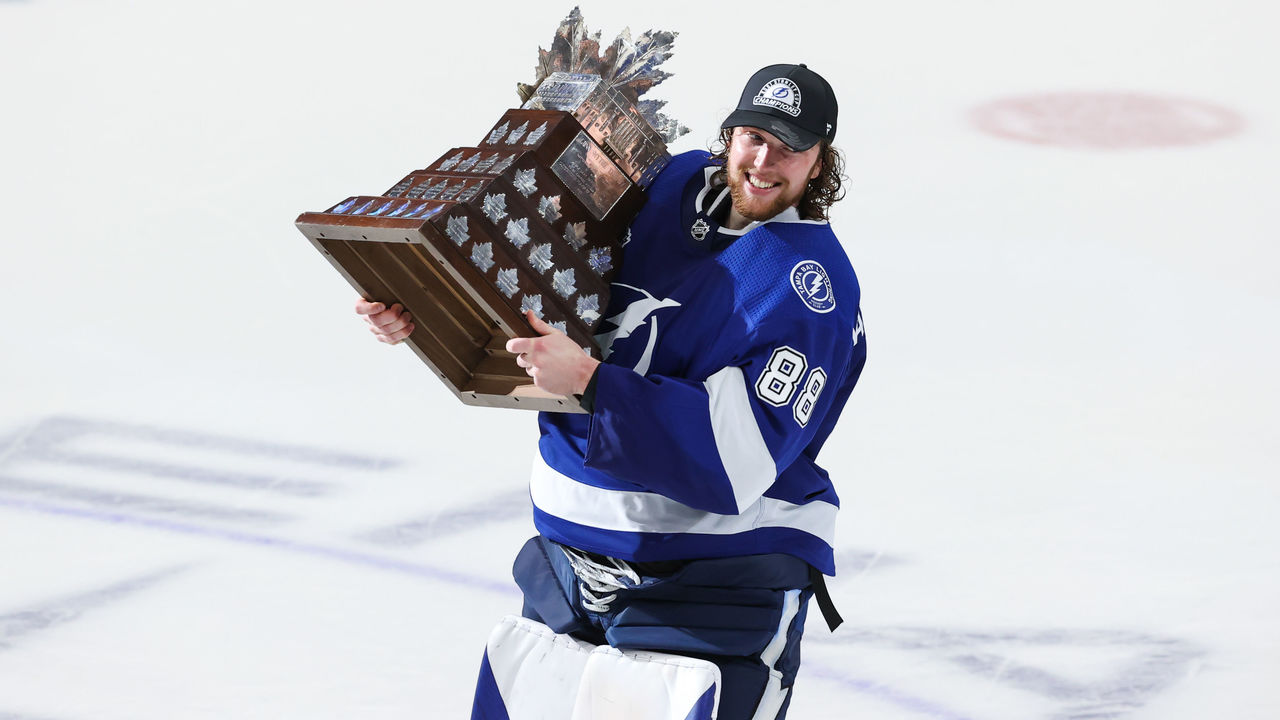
[581, 316, 856, 515]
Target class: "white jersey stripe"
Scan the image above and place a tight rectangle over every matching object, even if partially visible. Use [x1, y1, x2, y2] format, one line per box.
[758, 589, 802, 669]
[530, 454, 838, 541]
[704, 366, 778, 512]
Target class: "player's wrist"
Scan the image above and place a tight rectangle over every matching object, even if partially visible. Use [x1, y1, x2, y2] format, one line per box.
[576, 357, 601, 396]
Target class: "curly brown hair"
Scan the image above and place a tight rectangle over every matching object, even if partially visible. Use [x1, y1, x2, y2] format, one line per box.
[708, 127, 847, 221]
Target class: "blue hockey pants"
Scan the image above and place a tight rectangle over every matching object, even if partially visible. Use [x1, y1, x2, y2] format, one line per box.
[511, 535, 815, 720]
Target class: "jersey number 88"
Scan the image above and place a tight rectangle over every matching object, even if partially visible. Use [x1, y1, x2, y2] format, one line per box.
[755, 346, 827, 427]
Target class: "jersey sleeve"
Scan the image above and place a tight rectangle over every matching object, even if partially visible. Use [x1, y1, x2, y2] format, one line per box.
[582, 312, 859, 515]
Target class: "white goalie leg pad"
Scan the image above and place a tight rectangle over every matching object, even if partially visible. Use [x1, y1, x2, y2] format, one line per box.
[477, 615, 721, 720]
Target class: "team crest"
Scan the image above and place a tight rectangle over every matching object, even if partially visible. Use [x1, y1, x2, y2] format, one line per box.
[791, 260, 835, 313]
[690, 218, 710, 241]
[753, 78, 802, 117]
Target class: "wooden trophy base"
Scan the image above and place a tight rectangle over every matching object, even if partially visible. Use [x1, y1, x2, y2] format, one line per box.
[297, 109, 644, 413]
[302, 219, 589, 413]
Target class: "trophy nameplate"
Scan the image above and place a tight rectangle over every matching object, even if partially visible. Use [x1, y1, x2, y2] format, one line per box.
[295, 10, 687, 412]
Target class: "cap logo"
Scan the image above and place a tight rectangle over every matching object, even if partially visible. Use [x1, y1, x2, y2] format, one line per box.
[753, 78, 802, 117]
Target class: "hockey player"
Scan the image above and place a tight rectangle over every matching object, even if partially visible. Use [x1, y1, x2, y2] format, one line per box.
[359, 64, 866, 720]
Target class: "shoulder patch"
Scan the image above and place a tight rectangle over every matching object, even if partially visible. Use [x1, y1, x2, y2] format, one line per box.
[790, 260, 835, 313]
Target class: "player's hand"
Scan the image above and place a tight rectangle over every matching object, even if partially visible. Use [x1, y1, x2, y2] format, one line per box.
[355, 297, 415, 344]
[506, 311, 599, 397]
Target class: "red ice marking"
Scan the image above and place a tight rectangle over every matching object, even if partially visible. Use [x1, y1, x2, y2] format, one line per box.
[970, 92, 1244, 149]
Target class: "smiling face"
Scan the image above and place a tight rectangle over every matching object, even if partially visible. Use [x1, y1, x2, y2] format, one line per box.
[724, 126, 824, 229]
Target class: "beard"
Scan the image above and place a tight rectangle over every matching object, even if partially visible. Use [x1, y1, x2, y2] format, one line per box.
[725, 162, 809, 222]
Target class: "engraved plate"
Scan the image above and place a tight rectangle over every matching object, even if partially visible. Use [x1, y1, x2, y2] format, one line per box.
[439, 151, 464, 171]
[528, 243, 553, 273]
[576, 294, 601, 323]
[550, 320, 568, 334]
[496, 268, 520, 298]
[523, 73, 601, 112]
[513, 168, 538, 197]
[446, 215, 470, 246]
[525, 122, 548, 145]
[457, 153, 480, 172]
[564, 221, 587, 251]
[351, 199, 377, 215]
[588, 247, 613, 274]
[493, 154, 516, 173]
[538, 195, 561, 224]
[551, 131, 630, 221]
[506, 121, 529, 144]
[505, 217, 531, 248]
[521, 294, 544, 318]
[482, 193, 508, 223]
[471, 242, 495, 272]
[331, 198, 358, 214]
[488, 121, 510, 144]
[552, 268, 577, 298]
[387, 201, 414, 217]
[370, 200, 396, 216]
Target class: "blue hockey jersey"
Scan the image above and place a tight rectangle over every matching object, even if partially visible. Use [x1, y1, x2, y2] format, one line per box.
[531, 150, 866, 575]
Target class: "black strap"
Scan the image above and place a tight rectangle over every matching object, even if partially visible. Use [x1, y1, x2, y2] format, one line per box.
[808, 565, 843, 632]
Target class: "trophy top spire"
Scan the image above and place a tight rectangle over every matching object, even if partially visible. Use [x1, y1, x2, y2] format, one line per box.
[517, 7, 689, 144]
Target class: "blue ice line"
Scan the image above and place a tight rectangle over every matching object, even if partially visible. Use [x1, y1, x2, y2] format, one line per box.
[0, 496, 520, 598]
[803, 661, 979, 720]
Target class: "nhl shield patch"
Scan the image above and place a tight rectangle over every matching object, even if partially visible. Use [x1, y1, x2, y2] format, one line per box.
[791, 260, 835, 313]
[690, 218, 710, 241]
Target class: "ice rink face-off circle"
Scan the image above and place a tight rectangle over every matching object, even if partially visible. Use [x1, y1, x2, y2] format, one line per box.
[971, 92, 1244, 149]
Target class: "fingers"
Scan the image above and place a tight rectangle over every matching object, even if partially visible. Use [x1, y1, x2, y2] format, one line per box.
[370, 308, 412, 334]
[506, 311, 560, 355]
[361, 302, 407, 329]
[370, 319, 415, 344]
[356, 298, 414, 344]
[525, 310, 561, 336]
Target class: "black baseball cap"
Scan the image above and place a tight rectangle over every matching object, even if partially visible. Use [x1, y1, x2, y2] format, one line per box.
[721, 63, 838, 151]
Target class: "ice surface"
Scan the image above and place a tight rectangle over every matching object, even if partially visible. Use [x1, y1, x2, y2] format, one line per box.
[1, 0, 1277, 718]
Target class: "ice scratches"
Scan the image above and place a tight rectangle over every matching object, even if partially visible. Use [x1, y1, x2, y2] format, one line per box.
[0, 415, 402, 523]
[814, 626, 1204, 720]
[0, 565, 190, 650]
[17, 449, 329, 497]
[0, 475, 287, 525]
[6, 415, 396, 474]
[358, 489, 528, 546]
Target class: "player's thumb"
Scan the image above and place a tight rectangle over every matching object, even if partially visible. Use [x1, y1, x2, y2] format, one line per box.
[526, 310, 559, 336]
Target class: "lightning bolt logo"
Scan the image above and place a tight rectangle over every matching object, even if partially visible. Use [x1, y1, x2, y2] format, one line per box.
[790, 260, 836, 314]
[807, 274, 826, 298]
